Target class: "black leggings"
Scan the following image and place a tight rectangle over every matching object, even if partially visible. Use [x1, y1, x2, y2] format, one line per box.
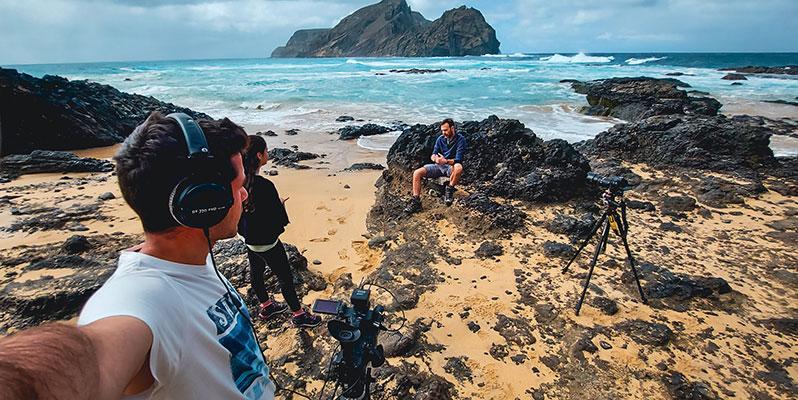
[247, 240, 301, 311]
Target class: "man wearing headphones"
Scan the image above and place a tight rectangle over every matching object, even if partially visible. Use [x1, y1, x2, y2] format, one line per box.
[0, 112, 275, 399]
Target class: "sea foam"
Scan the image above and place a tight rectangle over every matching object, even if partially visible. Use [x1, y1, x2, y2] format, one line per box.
[540, 53, 614, 63]
[625, 56, 667, 65]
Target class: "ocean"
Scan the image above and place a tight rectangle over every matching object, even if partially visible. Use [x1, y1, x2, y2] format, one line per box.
[7, 52, 798, 153]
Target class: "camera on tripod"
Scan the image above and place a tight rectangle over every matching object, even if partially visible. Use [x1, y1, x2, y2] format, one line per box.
[561, 171, 648, 315]
[586, 172, 629, 194]
[313, 288, 387, 400]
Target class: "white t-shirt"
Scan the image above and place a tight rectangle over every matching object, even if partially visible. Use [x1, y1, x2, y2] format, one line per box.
[78, 251, 275, 400]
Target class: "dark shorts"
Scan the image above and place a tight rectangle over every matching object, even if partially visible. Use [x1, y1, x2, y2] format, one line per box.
[424, 163, 452, 179]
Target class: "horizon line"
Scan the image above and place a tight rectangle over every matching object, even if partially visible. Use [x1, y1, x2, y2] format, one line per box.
[4, 51, 798, 67]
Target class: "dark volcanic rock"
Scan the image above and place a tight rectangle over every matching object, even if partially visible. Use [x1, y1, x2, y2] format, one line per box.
[721, 73, 747, 81]
[627, 262, 733, 311]
[390, 68, 446, 74]
[568, 77, 720, 122]
[387, 116, 590, 202]
[615, 319, 673, 347]
[457, 192, 526, 232]
[577, 114, 774, 175]
[665, 372, 719, 400]
[335, 115, 355, 122]
[0, 233, 142, 333]
[590, 296, 619, 315]
[493, 314, 536, 347]
[542, 241, 576, 258]
[267, 147, 320, 169]
[338, 124, 392, 140]
[62, 235, 92, 254]
[1, 150, 113, 179]
[662, 195, 697, 213]
[345, 162, 385, 171]
[0, 68, 209, 156]
[546, 212, 597, 243]
[443, 357, 473, 382]
[719, 65, 798, 76]
[5, 202, 107, 233]
[475, 241, 503, 258]
[272, 0, 500, 57]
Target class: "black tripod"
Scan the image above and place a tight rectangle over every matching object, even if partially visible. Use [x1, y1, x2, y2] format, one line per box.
[562, 189, 647, 315]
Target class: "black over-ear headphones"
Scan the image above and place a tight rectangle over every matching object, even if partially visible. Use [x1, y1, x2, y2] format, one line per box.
[166, 113, 233, 229]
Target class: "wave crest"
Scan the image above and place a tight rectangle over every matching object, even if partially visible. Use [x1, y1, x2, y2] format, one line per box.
[540, 53, 614, 63]
[624, 56, 667, 65]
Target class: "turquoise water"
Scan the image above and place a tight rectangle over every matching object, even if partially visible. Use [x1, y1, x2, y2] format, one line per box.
[7, 53, 798, 149]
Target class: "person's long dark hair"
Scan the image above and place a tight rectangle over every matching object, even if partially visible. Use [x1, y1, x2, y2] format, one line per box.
[243, 134, 267, 213]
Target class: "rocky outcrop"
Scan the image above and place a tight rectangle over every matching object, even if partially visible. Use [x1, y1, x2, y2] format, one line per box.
[719, 65, 798, 76]
[568, 77, 721, 122]
[0, 233, 142, 333]
[267, 147, 320, 169]
[576, 114, 774, 175]
[272, 0, 499, 57]
[0, 68, 209, 156]
[385, 116, 590, 202]
[338, 124, 392, 140]
[0, 150, 113, 179]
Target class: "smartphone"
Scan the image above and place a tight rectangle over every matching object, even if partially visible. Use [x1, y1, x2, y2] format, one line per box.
[312, 299, 342, 315]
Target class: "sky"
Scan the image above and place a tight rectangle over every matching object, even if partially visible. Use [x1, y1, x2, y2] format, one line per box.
[1, 0, 796, 65]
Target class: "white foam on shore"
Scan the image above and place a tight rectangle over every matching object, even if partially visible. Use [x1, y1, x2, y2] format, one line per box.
[540, 53, 615, 63]
[357, 131, 403, 151]
[625, 56, 667, 65]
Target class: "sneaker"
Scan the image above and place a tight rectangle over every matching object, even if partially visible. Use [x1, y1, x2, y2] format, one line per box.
[403, 196, 422, 214]
[258, 300, 289, 320]
[444, 185, 455, 206]
[292, 310, 322, 328]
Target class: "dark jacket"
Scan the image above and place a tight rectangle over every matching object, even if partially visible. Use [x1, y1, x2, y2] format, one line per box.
[238, 176, 289, 245]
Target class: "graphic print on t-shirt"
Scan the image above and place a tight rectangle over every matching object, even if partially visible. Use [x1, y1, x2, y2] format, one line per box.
[206, 289, 271, 399]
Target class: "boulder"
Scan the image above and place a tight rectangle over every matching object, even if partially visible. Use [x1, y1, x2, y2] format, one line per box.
[568, 77, 721, 122]
[267, 148, 320, 169]
[387, 116, 590, 202]
[721, 73, 747, 81]
[338, 124, 391, 140]
[577, 114, 774, 175]
[0, 68, 209, 155]
[1, 150, 113, 179]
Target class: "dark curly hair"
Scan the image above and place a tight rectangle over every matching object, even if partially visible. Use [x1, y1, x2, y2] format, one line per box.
[114, 111, 247, 232]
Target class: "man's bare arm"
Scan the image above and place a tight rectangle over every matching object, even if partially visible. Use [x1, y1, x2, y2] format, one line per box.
[0, 317, 153, 400]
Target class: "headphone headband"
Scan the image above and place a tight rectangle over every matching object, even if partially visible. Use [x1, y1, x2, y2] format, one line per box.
[166, 112, 211, 159]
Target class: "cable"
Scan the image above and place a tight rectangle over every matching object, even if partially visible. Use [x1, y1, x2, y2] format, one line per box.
[317, 343, 340, 400]
[203, 229, 313, 400]
[364, 281, 406, 333]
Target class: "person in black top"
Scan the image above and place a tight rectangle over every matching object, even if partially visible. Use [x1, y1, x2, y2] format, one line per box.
[239, 135, 321, 328]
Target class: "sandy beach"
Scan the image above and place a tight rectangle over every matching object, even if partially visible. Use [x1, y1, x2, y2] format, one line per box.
[1, 118, 796, 399]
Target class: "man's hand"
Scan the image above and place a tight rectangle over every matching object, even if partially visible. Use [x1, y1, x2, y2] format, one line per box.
[435, 154, 448, 165]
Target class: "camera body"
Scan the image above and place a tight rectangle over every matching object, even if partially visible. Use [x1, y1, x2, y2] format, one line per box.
[313, 288, 386, 399]
[586, 172, 629, 193]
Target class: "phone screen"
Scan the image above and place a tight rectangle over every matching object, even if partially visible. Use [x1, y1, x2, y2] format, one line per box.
[312, 299, 341, 315]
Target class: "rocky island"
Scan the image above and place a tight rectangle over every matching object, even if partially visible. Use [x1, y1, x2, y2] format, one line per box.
[271, 0, 500, 58]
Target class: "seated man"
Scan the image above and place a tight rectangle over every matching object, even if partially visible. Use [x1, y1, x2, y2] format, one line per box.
[405, 118, 467, 213]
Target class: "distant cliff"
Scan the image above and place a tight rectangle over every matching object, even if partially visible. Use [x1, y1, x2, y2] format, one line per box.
[271, 0, 500, 58]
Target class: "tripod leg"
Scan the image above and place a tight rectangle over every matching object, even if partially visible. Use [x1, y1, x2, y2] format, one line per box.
[615, 210, 648, 304]
[562, 212, 608, 274]
[575, 220, 611, 315]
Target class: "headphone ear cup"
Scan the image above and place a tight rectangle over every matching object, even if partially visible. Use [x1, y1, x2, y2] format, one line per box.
[169, 177, 233, 229]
